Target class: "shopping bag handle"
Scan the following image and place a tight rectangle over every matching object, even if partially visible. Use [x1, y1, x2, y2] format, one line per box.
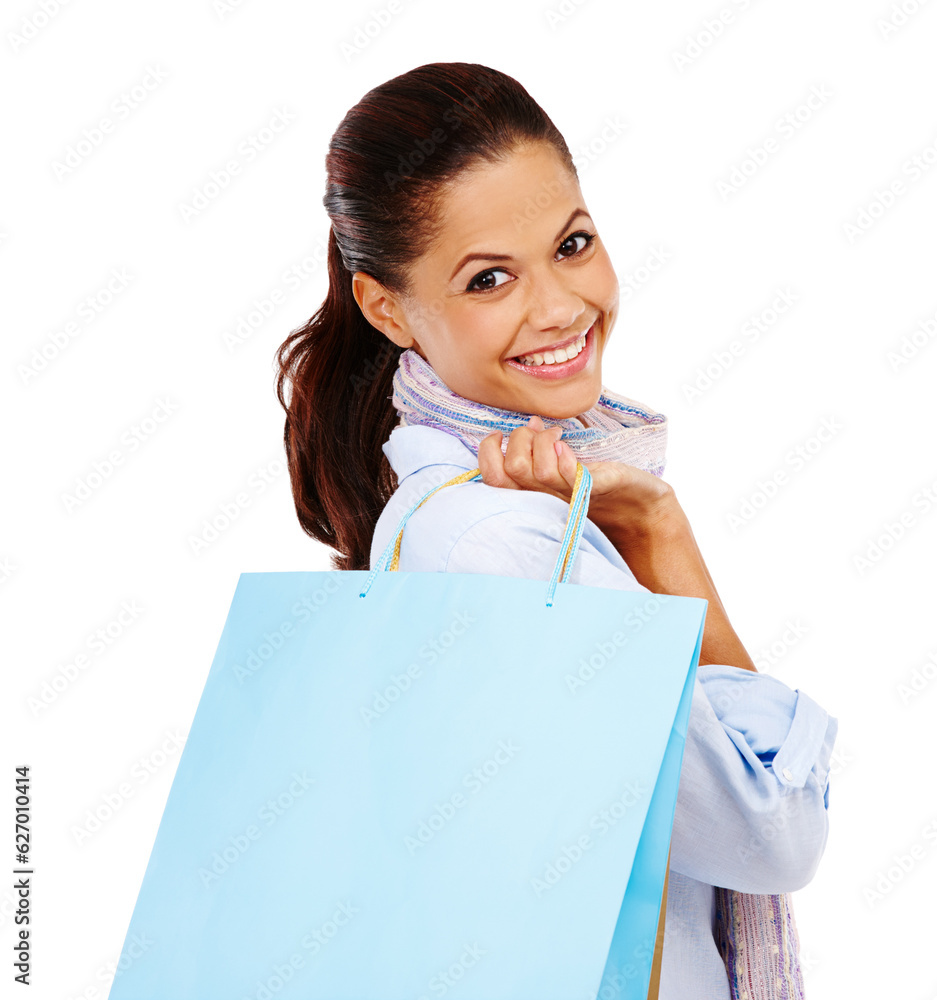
[360, 461, 593, 607]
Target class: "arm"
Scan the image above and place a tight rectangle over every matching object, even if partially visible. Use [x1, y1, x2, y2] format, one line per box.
[599, 493, 757, 672]
[477, 417, 755, 671]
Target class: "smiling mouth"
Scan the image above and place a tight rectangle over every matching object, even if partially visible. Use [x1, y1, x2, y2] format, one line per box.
[510, 321, 595, 367]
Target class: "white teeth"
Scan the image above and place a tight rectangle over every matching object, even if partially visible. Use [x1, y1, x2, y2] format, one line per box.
[516, 330, 587, 367]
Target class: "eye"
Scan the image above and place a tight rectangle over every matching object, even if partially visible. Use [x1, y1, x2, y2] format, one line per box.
[556, 231, 596, 259]
[466, 268, 512, 294]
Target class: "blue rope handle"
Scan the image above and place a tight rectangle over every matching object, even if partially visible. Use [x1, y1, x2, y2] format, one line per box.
[545, 461, 593, 607]
[359, 463, 593, 606]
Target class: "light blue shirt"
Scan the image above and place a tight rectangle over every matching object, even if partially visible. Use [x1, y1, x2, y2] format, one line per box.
[370, 424, 839, 999]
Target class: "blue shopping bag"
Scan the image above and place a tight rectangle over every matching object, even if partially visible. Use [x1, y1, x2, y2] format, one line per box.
[108, 463, 706, 1000]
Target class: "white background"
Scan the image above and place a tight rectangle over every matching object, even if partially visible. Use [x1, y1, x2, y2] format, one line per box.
[2, 0, 936, 997]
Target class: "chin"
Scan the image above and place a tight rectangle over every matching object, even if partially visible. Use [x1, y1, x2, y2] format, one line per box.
[537, 385, 602, 421]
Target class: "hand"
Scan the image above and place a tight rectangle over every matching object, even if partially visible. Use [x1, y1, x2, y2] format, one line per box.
[476, 415, 676, 538]
[478, 417, 755, 669]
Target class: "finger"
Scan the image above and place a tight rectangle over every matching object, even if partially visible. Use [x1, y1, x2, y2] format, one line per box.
[477, 431, 519, 489]
[531, 425, 569, 491]
[553, 437, 580, 488]
[501, 422, 540, 485]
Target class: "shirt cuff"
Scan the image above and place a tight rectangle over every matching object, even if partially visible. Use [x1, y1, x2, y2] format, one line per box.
[696, 663, 838, 799]
[771, 688, 839, 801]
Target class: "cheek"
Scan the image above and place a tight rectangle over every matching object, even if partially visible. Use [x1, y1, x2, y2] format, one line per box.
[592, 249, 620, 310]
[451, 301, 520, 359]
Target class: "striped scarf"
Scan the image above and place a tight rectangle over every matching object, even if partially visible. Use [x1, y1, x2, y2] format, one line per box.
[390, 347, 806, 1000]
[390, 348, 669, 473]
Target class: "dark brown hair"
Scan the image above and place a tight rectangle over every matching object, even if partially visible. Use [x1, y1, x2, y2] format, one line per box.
[274, 62, 575, 571]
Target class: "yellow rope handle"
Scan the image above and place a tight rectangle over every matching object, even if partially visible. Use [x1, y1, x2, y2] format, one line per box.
[388, 461, 587, 576]
[389, 468, 482, 572]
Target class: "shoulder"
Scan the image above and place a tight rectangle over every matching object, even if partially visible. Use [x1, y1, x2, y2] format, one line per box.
[371, 465, 567, 570]
[371, 464, 647, 593]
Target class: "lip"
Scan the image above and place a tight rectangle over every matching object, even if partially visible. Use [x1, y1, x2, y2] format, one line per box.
[504, 321, 596, 380]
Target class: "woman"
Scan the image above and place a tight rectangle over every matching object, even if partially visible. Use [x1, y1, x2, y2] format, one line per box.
[275, 62, 838, 1000]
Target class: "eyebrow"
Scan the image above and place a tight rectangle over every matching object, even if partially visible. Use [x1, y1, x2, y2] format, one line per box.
[448, 207, 592, 283]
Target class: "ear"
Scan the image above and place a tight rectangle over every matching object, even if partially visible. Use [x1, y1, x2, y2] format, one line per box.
[352, 272, 415, 349]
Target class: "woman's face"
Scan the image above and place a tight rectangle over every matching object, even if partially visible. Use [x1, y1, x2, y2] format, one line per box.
[354, 141, 620, 419]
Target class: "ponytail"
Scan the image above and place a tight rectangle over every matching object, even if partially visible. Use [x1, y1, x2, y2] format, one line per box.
[275, 228, 402, 571]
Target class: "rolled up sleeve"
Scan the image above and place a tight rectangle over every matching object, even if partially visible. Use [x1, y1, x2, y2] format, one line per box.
[670, 664, 838, 893]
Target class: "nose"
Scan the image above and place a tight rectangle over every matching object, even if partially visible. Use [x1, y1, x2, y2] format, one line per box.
[523, 269, 587, 333]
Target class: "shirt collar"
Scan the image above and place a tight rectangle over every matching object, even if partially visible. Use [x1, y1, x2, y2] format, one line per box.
[381, 425, 478, 482]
